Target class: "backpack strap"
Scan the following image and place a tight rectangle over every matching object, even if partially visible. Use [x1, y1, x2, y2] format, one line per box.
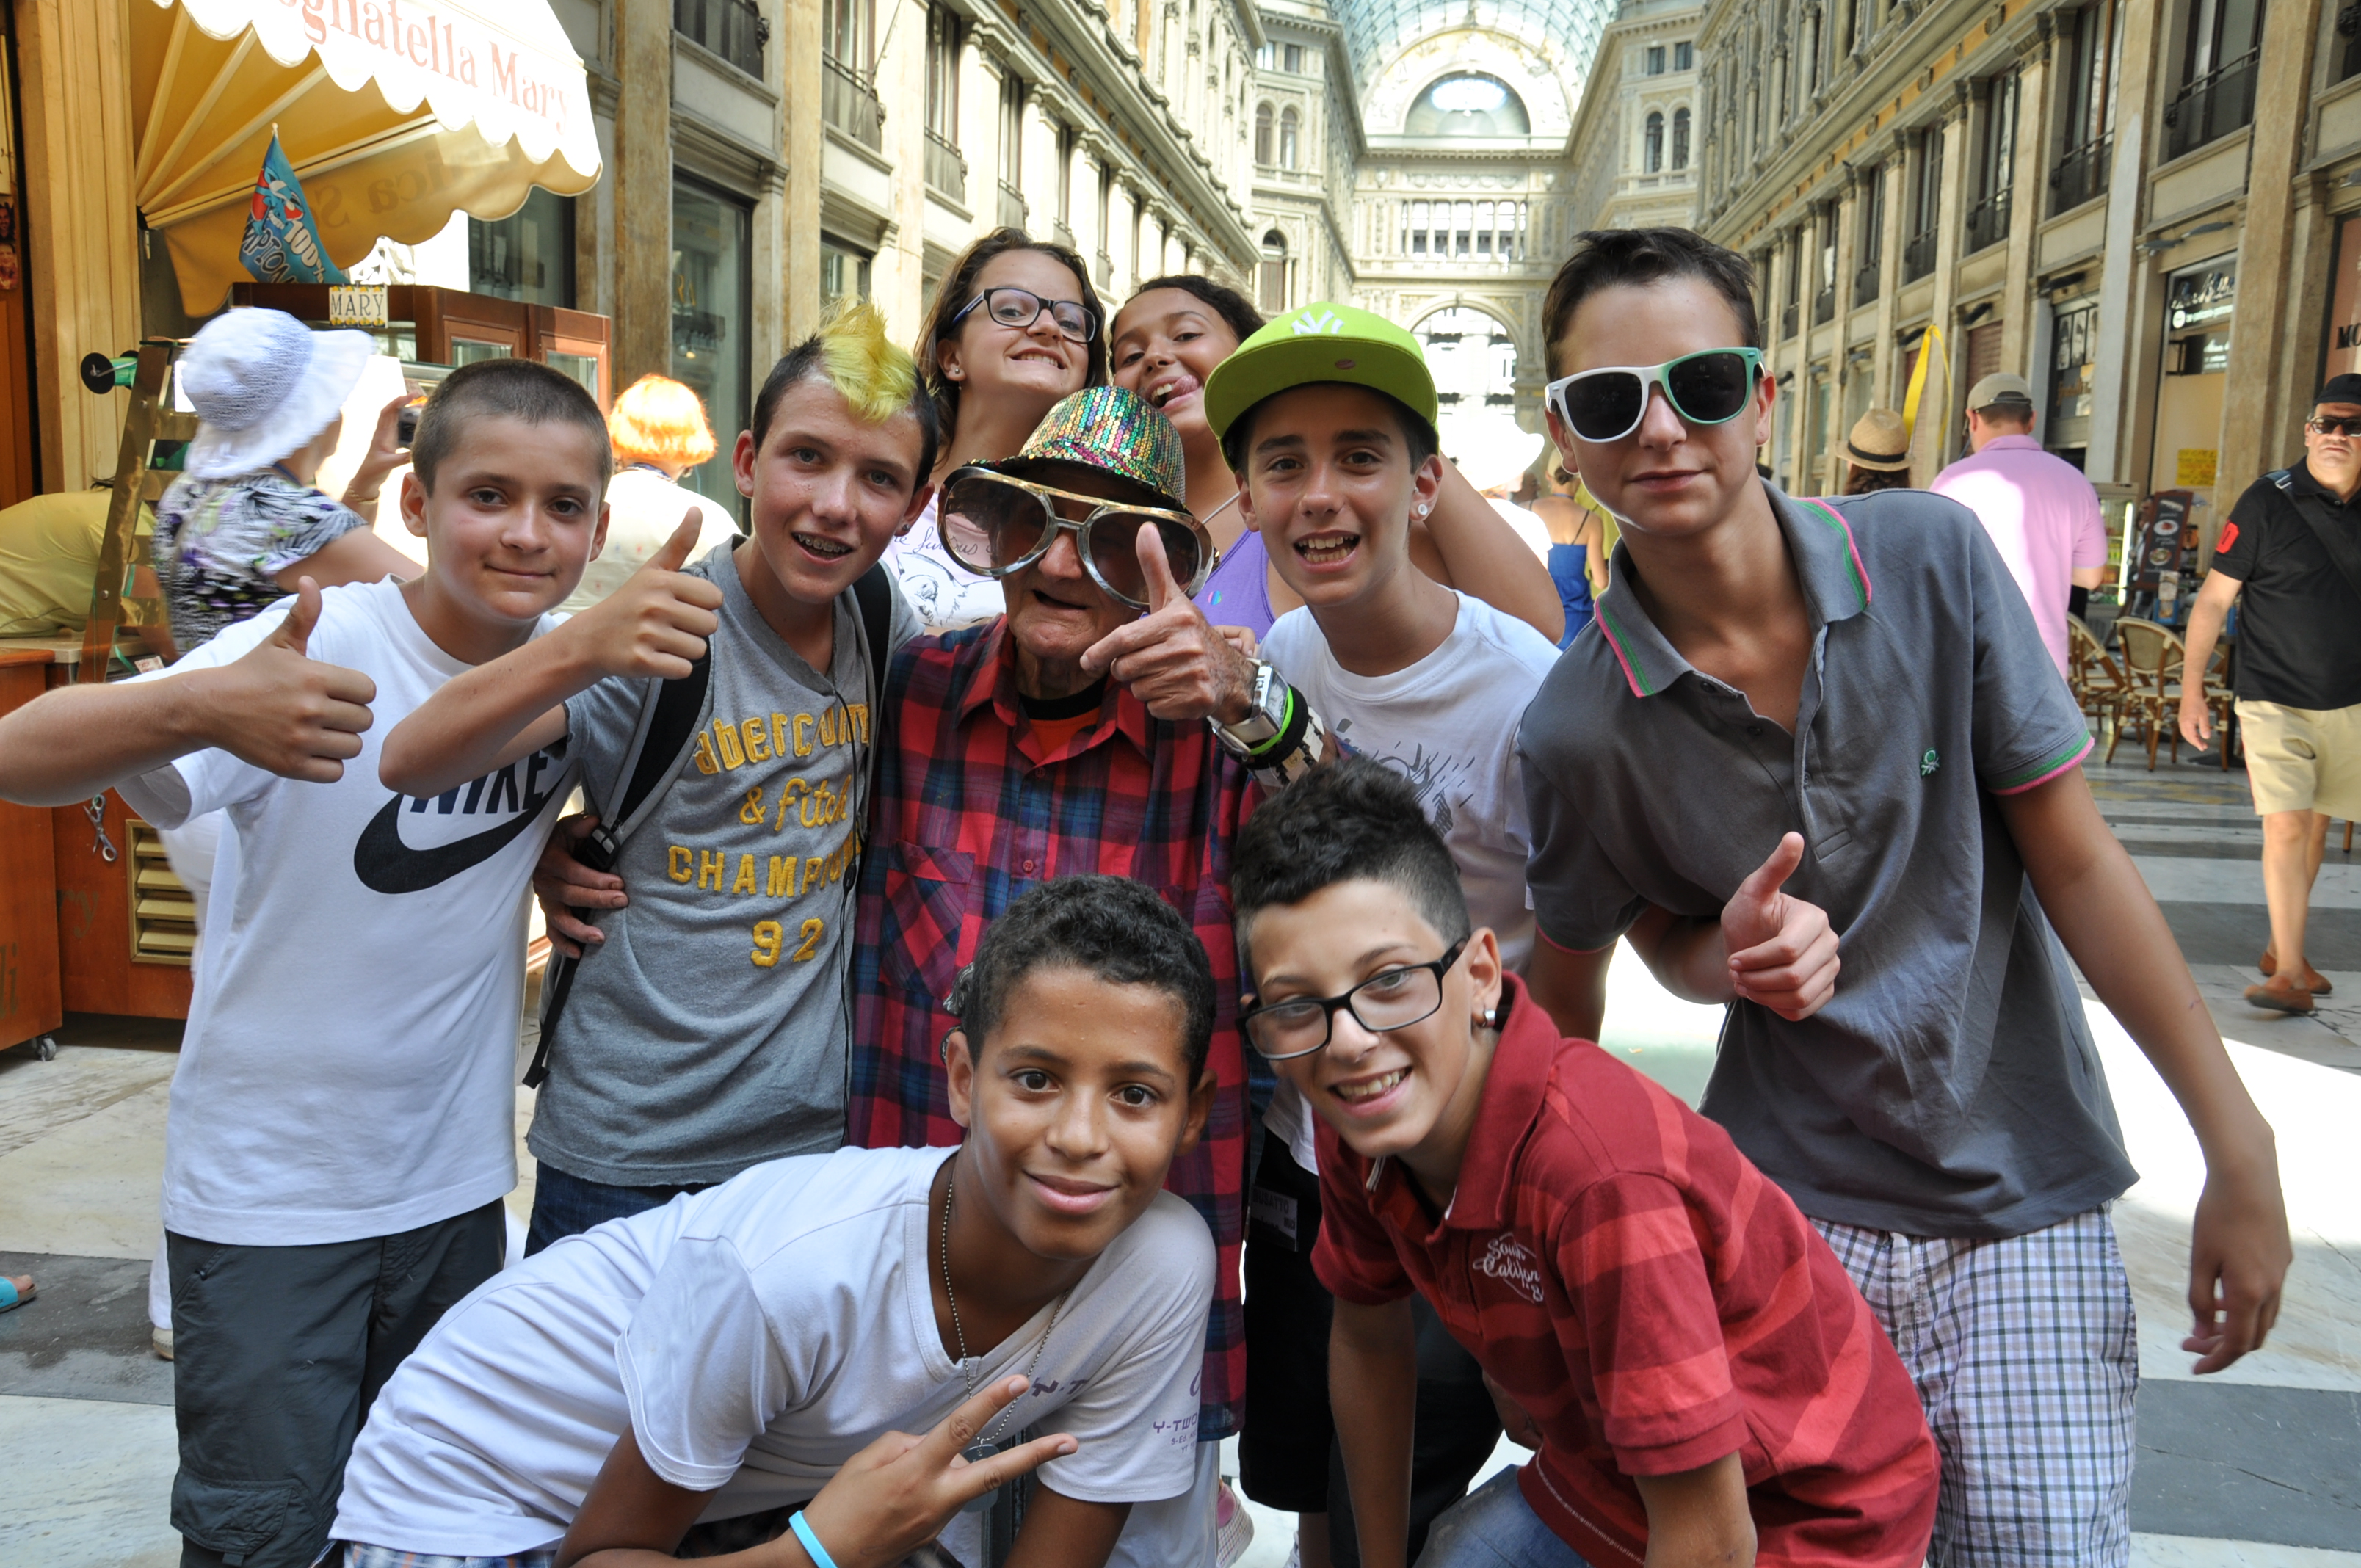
[852, 562, 893, 714]
[526, 653, 713, 1087]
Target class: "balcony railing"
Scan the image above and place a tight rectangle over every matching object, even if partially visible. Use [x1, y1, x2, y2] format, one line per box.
[1813, 286, 1836, 324]
[823, 54, 883, 150]
[675, 0, 766, 77]
[1962, 190, 2010, 255]
[998, 181, 1027, 231]
[2049, 134, 2111, 216]
[1780, 301, 1799, 339]
[1854, 259, 1881, 305]
[924, 130, 968, 205]
[2164, 50, 2258, 161]
[1902, 228, 1938, 282]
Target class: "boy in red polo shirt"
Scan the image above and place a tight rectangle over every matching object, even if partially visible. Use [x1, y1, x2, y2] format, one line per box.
[1230, 759, 1937, 1568]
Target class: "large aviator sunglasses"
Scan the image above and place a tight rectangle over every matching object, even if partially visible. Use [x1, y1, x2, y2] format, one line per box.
[946, 286, 1100, 344]
[1545, 347, 1766, 444]
[937, 466, 1215, 610]
[1239, 937, 1472, 1062]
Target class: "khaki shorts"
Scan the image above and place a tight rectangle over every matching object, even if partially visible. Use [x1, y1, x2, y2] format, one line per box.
[2237, 700, 2361, 819]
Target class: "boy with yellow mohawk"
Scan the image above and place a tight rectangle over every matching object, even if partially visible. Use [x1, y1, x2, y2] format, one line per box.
[385, 301, 937, 1246]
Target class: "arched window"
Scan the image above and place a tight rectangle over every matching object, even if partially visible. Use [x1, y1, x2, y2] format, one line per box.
[1644, 111, 1665, 173]
[1255, 102, 1274, 165]
[1672, 107, 1691, 170]
[1279, 106, 1300, 169]
[1258, 229, 1289, 312]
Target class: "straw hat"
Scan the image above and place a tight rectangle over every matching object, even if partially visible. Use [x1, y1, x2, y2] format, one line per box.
[1844, 408, 1912, 472]
[179, 308, 375, 481]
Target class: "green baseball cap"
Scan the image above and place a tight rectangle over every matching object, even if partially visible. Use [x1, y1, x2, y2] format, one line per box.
[1203, 301, 1440, 441]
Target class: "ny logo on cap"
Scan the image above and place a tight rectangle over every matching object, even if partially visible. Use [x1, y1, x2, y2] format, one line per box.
[1291, 309, 1343, 335]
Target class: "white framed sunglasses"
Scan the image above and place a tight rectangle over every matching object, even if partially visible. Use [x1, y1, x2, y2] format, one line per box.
[1545, 347, 1767, 444]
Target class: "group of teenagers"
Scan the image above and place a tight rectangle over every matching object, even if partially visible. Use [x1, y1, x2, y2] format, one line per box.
[0, 223, 2299, 1568]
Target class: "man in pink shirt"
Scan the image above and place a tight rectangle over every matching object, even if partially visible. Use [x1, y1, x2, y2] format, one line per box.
[1932, 372, 2110, 674]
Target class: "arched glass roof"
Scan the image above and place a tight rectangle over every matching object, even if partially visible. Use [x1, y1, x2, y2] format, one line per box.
[1332, 0, 1615, 87]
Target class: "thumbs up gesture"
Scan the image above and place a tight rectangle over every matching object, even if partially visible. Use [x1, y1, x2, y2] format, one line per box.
[566, 512, 723, 680]
[1079, 522, 1256, 722]
[211, 576, 379, 783]
[1720, 832, 1840, 1020]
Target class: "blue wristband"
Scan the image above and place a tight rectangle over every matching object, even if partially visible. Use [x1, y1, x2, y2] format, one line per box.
[788, 1509, 840, 1568]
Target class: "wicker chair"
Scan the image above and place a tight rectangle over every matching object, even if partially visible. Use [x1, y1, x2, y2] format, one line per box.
[2066, 617, 2128, 748]
[2108, 617, 2235, 770]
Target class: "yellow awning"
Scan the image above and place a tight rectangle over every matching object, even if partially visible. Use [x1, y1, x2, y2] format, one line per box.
[133, 0, 603, 314]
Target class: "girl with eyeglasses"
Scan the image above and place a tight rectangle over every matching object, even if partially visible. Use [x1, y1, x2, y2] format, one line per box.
[1108, 277, 1563, 645]
[881, 228, 1109, 630]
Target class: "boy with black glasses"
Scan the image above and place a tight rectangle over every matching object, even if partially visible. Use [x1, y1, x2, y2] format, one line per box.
[1517, 226, 2291, 1566]
[1232, 759, 1939, 1568]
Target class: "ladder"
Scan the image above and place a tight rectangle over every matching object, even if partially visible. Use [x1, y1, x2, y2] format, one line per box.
[79, 338, 196, 682]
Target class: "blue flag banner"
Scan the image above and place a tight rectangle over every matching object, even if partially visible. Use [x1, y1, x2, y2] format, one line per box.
[239, 132, 348, 286]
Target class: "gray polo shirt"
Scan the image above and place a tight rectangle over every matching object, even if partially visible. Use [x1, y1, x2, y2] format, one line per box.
[1517, 486, 2135, 1239]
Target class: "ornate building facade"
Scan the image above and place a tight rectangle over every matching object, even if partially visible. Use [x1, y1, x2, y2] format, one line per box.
[1562, 0, 1705, 237]
[1692, 0, 2361, 558]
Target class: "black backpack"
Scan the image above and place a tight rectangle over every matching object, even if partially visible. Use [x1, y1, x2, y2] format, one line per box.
[524, 564, 896, 1086]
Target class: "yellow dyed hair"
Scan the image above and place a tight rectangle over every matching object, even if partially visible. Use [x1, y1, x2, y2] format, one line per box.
[751, 298, 941, 482]
[608, 374, 719, 469]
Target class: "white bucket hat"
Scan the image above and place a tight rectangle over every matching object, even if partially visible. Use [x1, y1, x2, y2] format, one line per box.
[179, 308, 376, 482]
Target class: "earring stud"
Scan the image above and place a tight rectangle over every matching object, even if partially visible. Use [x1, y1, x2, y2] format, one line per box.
[1480, 1007, 1496, 1028]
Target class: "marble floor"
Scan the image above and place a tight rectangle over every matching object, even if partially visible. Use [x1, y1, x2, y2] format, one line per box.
[6, 751, 2359, 1565]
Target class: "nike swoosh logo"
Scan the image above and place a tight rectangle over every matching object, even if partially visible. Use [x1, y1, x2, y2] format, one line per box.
[352, 792, 556, 894]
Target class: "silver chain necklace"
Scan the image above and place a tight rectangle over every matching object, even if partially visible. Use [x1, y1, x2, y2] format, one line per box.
[940, 1161, 1072, 1511]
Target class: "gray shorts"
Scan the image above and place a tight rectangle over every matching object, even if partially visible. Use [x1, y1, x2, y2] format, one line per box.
[168, 1202, 506, 1568]
[1813, 1205, 2137, 1568]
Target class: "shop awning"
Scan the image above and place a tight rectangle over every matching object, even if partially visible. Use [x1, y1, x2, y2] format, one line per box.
[133, 0, 602, 314]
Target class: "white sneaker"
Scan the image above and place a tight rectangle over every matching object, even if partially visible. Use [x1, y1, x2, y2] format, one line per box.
[1215, 1478, 1255, 1567]
[151, 1326, 174, 1360]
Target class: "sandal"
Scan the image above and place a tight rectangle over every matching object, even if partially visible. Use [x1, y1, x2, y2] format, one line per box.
[0, 1274, 33, 1313]
[2259, 947, 2332, 994]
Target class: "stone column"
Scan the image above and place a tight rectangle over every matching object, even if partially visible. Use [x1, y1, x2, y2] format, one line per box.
[15, 0, 139, 495]
[2086, 0, 2161, 484]
[1998, 18, 2053, 374]
[785, 0, 825, 340]
[613, 0, 675, 386]
[1871, 133, 1907, 407]
[1926, 84, 1973, 467]
[2216, 0, 2326, 505]
[1827, 170, 1862, 493]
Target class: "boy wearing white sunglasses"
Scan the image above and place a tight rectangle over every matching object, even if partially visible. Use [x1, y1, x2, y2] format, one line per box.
[1515, 227, 2289, 1566]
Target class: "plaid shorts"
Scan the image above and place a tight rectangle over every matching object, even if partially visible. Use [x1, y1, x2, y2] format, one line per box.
[1813, 1205, 2136, 1568]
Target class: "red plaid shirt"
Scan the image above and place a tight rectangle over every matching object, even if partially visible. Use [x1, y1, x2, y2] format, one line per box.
[850, 622, 1253, 1440]
[1316, 978, 1939, 1567]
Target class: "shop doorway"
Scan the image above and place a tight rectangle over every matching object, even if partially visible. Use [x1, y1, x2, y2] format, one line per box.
[2150, 254, 2235, 552]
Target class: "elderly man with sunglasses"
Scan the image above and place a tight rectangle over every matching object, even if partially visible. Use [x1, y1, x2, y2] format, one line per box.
[2181, 372, 2361, 1015]
[850, 385, 1332, 1566]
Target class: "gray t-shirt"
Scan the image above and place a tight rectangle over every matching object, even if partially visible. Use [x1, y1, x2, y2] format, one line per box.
[1517, 487, 2136, 1240]
[530, 543, 920, 1186]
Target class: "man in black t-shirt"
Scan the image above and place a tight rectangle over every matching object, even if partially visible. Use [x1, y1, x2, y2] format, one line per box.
[2182, 373, 2361, 1012]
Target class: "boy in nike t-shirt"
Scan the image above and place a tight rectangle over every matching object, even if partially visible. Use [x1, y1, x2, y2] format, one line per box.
[0, 356, 614, 1568]
[379, 300, 935, 1249]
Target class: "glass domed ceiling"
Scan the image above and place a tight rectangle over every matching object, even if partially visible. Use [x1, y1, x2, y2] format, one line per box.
[1405, 73, 1531, 136]
[1334, 0, 1614, 85]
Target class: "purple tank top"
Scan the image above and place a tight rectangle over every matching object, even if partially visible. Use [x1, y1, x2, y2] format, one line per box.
[1194, 528, 1275, 639]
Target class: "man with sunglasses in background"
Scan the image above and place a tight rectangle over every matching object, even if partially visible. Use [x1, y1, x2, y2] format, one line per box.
[850, 384, 1335, 1566]
[1515, 228, 2289, 1567]
[2181, 374, 2361, 1015]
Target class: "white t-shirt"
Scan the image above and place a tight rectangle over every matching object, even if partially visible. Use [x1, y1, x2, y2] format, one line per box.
[1261, 592, 1559, 1167]
[882, 495, 1007, 629]
[117, 581, 577, 1246]
[331, 1146, 1215, 1563]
